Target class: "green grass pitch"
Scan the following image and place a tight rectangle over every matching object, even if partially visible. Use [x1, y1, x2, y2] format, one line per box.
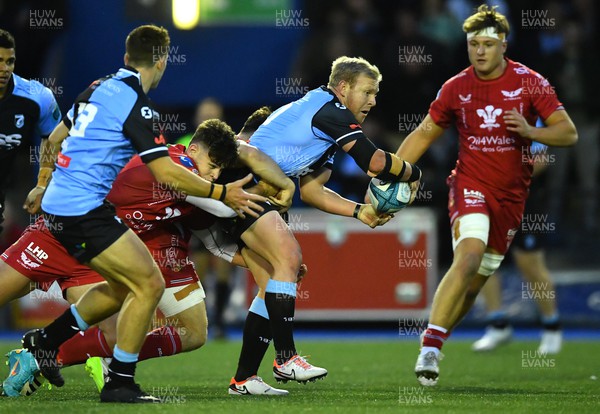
[0, 339, 598, 413]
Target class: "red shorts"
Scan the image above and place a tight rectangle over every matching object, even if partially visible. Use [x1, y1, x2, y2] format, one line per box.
[1, 220, 103, 293]
[447, 174, 525, 254]
[1, 220, 199, 293]
[141, 227, 199, 288]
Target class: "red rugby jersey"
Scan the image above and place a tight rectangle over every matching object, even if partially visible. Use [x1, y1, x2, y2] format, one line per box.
[107, 144, 215, 236]
[429, 58, 563, 201]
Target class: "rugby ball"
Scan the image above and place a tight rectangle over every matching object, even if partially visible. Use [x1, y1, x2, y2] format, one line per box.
[367, 178, 412, 213]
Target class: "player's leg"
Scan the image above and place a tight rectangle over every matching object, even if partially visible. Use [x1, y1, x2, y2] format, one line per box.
[513, 248, 562, 354]
[416, 213, 489, 386]
[471, 273, 513, 351]
[142, 276, 208, 358]
[0, 262, 39, 397]
[213, 259, 233, 339]
[23, 213, 164, 403]
[229, 247, 288, 395]
[56, 282, 119, 367]
[240, 209, 326, 383]
[0, 261, 35, 306]
[0, 223, 85, 396]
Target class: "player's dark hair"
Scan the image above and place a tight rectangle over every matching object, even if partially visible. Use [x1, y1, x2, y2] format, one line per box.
[463, 4, 510, 37]
[328, 56, 382, 89]
[0, 29, 16, 49]
[239, 106, 272, 135]
[125, 25, 170, 68]
[190, 119, 239, 168]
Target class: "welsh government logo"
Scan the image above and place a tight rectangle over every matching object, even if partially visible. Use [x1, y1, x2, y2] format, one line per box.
[476, 105, 502, 131]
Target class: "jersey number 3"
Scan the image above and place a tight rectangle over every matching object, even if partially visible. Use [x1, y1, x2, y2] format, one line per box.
[70, 103, 99, 137]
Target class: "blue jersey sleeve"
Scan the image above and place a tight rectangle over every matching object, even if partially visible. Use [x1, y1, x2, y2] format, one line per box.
[123, 94, 168, 163]
[33, 82, 61, 137]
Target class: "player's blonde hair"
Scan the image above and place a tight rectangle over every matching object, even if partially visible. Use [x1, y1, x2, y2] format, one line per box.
[327, 56, 382, 89]
[463, 4, 510, 37]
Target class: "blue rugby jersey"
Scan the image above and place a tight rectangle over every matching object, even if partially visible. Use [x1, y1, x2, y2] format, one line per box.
[0, 73, 61, 194]
[42, 67, 168, 215]
[249, 87, 368, 178]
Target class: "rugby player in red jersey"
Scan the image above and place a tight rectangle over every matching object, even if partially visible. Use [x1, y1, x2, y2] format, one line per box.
[394, 5, 577, 386]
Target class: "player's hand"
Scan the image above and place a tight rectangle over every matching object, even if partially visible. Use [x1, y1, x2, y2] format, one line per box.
[297, 263, 308, 284]
[504, 108, 533, 138]
[408, 180, 420, 205]
[23, 186, 46, 214]
[224, 174, 267, 218]
[357, 204, 393, 228]
[267, 186, 294, 213]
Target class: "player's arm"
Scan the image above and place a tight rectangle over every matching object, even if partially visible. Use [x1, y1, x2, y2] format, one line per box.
[341, 137, 421, 183]
[314, 101, 421, 183]
[146, 158, 265, 218]
[236, 141, 295, 212]
[125, 97, 267, 218]
[504, 108, 577, 147]
[23, 121, 70, 213]
[299, 167, 390, 228]
[395, 114, 446, 163]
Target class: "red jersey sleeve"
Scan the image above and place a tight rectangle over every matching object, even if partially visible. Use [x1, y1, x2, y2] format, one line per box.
[168, 144, 199, 173]
[527, 72, 564, 121]
[428, 80, 455, 129]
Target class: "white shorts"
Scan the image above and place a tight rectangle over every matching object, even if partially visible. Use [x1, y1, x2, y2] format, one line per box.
[158, 281, 206, 318]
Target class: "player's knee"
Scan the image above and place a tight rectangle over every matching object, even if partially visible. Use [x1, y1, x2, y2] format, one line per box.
[182, 321, 207, 351]
[453, 251, 484, 278]
[143, 270, 165, 301]
[477, 253, 504, 277]
[101, 328, 117, 349]
[286, 242, 302, 272]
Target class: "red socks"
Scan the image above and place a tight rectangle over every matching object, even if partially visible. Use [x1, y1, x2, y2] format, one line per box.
[422, 326, 450, 350]
[57, 326, 111, 366]
[56, 325, 183, 366]
[139, 326, 182, 361]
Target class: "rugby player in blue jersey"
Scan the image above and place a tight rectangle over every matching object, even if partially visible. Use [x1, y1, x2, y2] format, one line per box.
[0, 28, 61, 235]
[245, 56, 421, 386]
[11, 25, 265, 403]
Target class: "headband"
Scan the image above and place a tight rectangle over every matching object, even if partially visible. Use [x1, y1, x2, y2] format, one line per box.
[466, 27, 506, 41]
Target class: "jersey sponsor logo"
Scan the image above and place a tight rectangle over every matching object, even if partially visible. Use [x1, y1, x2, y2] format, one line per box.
[501, 88, 523, 100]
[335, 102, 347, 110]
[467, 135, 516, 153]
[25, 241, 49, 261]
[476, 105, 502, 131]
[14, 114, 25, 128]
[349, 123, 361, 130]
[458, 93, 471, 103]
[0, 133, 23, 149]
[141, 106, 153, 119]
[20, 252, 41, 269]
[57, 152, 71, 168]
[463, 188, 485, 205]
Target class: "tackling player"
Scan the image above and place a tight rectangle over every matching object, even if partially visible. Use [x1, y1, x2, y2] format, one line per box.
[394, 5, 577, 386]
